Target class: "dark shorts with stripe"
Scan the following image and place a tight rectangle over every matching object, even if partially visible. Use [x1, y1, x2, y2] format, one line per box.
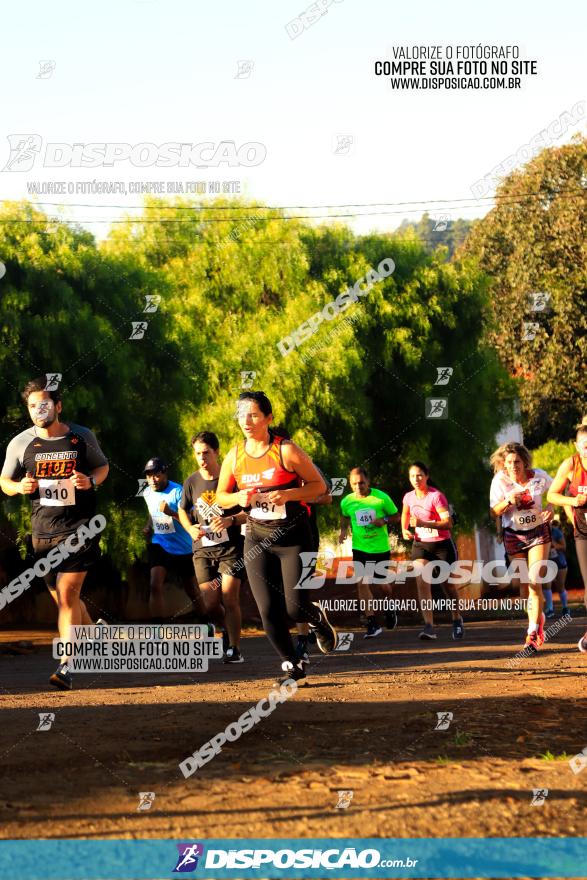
[503, 522, 551, 558]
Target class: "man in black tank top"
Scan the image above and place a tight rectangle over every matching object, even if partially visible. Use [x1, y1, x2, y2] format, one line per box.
[0, 377, 109, 690]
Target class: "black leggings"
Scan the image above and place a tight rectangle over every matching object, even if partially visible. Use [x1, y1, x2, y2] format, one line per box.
[244, 520, 316, 662]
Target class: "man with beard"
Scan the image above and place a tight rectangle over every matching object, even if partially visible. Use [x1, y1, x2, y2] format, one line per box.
[0, 377, 109, 690]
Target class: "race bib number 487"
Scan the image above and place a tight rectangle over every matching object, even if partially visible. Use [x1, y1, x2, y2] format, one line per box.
[250, 494, 286, 520]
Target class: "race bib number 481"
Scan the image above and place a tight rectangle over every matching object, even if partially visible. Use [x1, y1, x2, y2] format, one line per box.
[39, 478, 75, 507]
[355, 508, 376, 526]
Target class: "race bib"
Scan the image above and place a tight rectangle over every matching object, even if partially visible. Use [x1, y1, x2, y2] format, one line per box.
[512, 510, 540, 531]
[250, 494, 286, 520]
[417, 527, 439, 539]
[39, 478, 75, 507]
[355, 508, 376, 526]
[152, 515, 175, 534]
[201, 528, 229, 546]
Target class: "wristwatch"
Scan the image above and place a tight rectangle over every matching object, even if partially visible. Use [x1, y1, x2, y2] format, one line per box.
[90, 475, 98, 489]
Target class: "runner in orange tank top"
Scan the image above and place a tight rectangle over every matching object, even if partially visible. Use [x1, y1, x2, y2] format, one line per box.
[547, 423, 587, 653]
[216, 390, 337, 686]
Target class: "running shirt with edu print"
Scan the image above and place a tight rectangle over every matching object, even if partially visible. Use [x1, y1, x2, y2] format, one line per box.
[230, 436, 307, 527]
[1, 424, 108, 538]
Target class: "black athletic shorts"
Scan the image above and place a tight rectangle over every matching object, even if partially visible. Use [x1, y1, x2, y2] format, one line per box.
[411, 539, 457, 564]
[193, 551, 244, 584]
[148, 543, 194, 578]
[32, 530, 101, 580]
[352, 548, 391, 565]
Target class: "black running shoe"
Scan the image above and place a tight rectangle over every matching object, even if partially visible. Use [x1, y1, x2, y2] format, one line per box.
[452, 618, 465, 640]
[419, 624, 437, 640]
[274, 660, 307, 688]
[223, 646, 244, 664]
[364, 621, 382, 639]
[49, 663, 72, 690]
[385, 608, 398, 630]
[309, 601, 337, 653]
[295, 638, 310, 664]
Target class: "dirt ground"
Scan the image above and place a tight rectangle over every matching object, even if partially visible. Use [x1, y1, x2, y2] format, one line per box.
[0, 617, 586, 844]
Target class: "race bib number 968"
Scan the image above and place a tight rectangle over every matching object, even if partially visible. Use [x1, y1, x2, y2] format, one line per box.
[513, 510, 540, 531]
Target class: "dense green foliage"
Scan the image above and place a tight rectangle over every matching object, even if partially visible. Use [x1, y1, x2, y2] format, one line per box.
[1, 198, 514, 567]
[465, 136, 587, 447]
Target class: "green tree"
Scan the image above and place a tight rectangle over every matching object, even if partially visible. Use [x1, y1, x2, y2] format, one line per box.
[465, 136, 587, 446]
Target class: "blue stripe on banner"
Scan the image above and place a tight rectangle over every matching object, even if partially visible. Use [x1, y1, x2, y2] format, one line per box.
[0, 838, 586, 879]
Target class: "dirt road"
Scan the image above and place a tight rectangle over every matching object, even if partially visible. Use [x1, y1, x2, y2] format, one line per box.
[1, 618, 586, 841]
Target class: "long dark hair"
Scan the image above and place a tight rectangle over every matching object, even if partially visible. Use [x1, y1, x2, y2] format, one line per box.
[408, 460, 438, 490]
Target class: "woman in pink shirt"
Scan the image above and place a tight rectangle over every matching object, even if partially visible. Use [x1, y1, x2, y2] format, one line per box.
[402, 461, 463, 640]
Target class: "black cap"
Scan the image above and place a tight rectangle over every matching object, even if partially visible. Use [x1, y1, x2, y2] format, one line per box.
[143, 457, 168, 474]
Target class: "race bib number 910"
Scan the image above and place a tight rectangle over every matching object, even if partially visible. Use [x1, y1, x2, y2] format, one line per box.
[39, 478, 75, 507]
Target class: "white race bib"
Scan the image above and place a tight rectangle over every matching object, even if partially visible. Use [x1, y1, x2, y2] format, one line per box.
[250, 494, 286, 520]
[39, 478, 75, 507]
[512, 510, 540, 531]
[355, 508, 376, 526]
[152, 515, 175, 534]
[201, 528, 229, 546]
[417, 527, 439, 539]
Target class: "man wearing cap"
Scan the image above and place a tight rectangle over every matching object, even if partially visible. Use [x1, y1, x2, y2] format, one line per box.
[142, 457, 203, 622]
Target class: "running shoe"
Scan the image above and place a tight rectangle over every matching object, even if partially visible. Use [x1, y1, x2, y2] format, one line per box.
[545, 608, 555, 619]
[385, 608, 398, 630]
[418, 624, 437, 640]
[223, 646, 244, 664]
[537, 612, 546, 642]
[295, 638, 310, 664]
[452, 618, 465, 640]
[524, 630, 542, 653]
[309, 602, 337, 653]
[274, 660, 307, 688]
[364, 621, 383, 639]
[96, 618, 108, 626]
[578, 630, 587, 654]
[49, 663, 72, 690]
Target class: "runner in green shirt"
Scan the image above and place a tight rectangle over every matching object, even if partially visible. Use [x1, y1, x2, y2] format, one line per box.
[339, 467, 399, 638]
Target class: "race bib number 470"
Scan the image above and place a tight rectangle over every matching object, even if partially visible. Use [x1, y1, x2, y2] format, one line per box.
[39, 478, 75, 507]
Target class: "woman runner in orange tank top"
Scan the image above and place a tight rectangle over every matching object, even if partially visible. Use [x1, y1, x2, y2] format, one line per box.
[547, 423, 587, 653]
[216, 391, 338, 686]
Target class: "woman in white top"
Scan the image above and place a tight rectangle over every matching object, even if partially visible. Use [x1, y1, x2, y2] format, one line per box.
[489, 442, 554, 652]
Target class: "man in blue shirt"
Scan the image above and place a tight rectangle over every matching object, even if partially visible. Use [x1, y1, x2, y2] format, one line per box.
[142, 457, 203, 622]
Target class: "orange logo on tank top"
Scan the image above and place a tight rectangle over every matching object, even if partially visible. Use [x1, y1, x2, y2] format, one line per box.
[200, 490, 216, 506]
